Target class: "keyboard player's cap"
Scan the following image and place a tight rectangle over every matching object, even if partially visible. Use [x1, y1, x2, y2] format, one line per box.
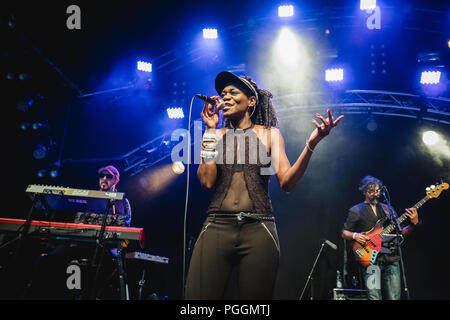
[98, 165, 120, 181]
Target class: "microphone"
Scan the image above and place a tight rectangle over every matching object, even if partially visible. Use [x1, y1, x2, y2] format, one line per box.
[195, 94, 223, 106]
[381, 186, 403, 233]
[323, 239, 337, 250]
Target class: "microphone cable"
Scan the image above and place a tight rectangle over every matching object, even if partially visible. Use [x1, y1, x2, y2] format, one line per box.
[181, 95, 196, 299]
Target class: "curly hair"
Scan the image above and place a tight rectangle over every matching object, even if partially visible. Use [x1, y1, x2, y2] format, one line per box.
[223, 76, 279, 129]
[358, 175, 383, 194]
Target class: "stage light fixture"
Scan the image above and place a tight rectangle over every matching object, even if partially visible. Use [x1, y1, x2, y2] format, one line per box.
[278, 5, 294, 17]
[18, 73, 32, 81]
[167, 107, 184, 119]
[172, 161, 185, 174]
[137, 61, 152, 72]
[422, 131, 440, 146]
[203, 28, 218, 39]
[37, 169, 47, 178]
[420, 71, 441, 84]
[33, 144, 48, 160]
[20, 122, 30, 131]
[16, 96, 35, 112]
[49, 168, 59, 178]
[325, 68, 344, 82]
[360, 0, 376, 10]
[32, 122, 47, 130]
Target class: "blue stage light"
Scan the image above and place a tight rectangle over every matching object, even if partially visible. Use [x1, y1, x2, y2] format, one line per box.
[278, 5, 294, 17]
[167, 107, 184, 119]
[137, 61, 152, 72]
[203, 28, 218, 39]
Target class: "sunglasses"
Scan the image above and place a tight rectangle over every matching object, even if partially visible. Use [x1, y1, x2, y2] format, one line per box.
[98, 173, 114, 180]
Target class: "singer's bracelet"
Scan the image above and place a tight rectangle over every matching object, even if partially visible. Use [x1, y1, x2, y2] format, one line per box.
[203, 132, 217, 143]
[201, 149, 218, 161]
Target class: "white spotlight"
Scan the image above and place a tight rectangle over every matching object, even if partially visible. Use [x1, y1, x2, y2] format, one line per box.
[422, 131, 440, 146]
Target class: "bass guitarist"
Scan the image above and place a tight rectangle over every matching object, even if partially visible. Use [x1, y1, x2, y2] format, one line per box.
[341, 175, 419, 300]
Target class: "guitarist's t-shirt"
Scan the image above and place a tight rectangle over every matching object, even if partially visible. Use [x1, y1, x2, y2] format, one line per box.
[343, 202, 400, 262]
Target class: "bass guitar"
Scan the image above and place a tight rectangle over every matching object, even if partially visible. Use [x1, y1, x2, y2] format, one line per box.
[353, 182, 448, 266]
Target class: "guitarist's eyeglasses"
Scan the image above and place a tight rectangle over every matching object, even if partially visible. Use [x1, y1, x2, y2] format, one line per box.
[366, 188, 380, 195]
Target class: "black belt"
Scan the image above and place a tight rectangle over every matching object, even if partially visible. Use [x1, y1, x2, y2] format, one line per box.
[208, 212, 275, 221]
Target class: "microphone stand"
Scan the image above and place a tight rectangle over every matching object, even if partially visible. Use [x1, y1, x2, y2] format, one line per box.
[381, 188, 410, 300]
[299, 241, 326, 300]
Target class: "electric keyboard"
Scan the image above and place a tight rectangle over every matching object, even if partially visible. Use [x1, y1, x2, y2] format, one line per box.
[125, 251, 169, 264]
[25, 184, 126, 216]
[26, 184, 124, 200]
[0, 218, 145, 248]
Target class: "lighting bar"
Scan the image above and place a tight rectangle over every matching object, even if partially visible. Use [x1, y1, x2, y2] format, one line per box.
[325, 68, 344, 82]
[360, 0, 376, 10]
[420, 71, 441, 84]
[203, 28, 218, 39]
[278, 5, 294, 17]
[167, 107, 184, 119]
[137, 61, 152, 72]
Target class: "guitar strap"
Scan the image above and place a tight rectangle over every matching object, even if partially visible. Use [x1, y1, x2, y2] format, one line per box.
[380, 203, 391, 219]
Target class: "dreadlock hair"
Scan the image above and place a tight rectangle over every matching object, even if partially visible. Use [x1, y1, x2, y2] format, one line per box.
[223, 76, 279, 129]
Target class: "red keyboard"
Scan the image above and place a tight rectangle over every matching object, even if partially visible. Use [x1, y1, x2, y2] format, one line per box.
[0, 217, 145, 248]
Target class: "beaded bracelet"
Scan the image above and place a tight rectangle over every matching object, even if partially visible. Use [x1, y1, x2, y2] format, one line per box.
[306, 141, 314, 153]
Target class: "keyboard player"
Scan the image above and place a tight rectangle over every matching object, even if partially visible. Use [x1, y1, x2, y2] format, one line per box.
[25, 165, 132, 299]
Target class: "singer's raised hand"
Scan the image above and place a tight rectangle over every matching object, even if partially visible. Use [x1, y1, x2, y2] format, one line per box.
[200, 96, 223, 129]
[307, 109, 344, 149]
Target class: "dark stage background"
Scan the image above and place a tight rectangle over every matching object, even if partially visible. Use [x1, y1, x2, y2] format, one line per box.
[2, 0, 449, 299]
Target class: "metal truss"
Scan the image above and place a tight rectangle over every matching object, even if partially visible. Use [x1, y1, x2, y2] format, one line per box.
[63, 90, 449, 176]
[274, 90, 450, 125]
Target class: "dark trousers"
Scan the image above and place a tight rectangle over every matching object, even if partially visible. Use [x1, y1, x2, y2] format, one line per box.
[185, 215, 280, 300]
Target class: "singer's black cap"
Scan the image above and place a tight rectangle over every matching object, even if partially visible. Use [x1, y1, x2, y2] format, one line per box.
[215, 71, 259, 104]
